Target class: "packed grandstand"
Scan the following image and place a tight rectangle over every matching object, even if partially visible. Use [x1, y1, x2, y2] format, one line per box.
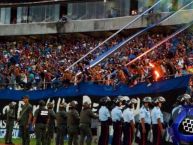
[0, 29, 192, 90]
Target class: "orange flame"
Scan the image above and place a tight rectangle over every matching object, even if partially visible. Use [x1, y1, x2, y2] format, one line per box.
[149, 62, 155, 68]
[154, 70, 160, 81]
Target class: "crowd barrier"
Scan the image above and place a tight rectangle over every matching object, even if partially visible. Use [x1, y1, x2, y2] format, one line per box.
[0, 75, 191, 101]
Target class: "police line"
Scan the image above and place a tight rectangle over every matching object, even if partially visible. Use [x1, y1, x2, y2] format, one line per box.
[0, 75, 191, 139]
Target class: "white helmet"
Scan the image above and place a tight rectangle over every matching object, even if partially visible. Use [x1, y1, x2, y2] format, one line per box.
[118, 96, 130, 101]
[183, 94, 191, 100]
[128, 98, 138, 104]
[154, 96, 166, 103]
[143, 96, 152, 103]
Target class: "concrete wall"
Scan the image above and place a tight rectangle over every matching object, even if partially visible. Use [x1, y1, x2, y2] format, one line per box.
[0, 9, 192, 36]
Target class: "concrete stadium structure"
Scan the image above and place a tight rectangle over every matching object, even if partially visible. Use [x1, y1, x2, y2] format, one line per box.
[0, 0, 192, 36]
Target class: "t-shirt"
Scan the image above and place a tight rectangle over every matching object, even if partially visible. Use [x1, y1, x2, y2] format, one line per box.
[56, 111, 67, 126]
[19, 104, 33, 126]
[34, 107, 49, 124]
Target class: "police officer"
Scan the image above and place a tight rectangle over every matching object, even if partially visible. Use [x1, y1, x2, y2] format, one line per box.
[118, 96, 129, 104]
[46, 102, 56, 145]
[98, 96, 111, 145]
[111, 98, 123, 145]
[170, 93, 193, 145]
[79, 101, 98, 145]
[122, 98, 137, 145]
[138, 96, 152, 145]
[119, 96, 130, 111]
[18, 95, 33, 145]
[190, 94, 193, 105]
[67, 101, 80, 145]
[151, 96, 166, 145]
[169, 95, 183, 145]
[33, 100, 49, 145]
[182, 93, 192, 105]
[171, 94, 191, 122]
[5, 102, 17, 144]
[56, 102, 67, 145]
[170, 95, 184, 123]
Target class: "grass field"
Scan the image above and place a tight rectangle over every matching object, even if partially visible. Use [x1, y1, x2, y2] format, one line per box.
[0, 138, 139, 145]
[0, 138, 35, 145]
[0, 138, 98, 145]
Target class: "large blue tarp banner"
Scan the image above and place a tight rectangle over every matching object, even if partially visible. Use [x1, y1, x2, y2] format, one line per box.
[0, 75, 191, 100]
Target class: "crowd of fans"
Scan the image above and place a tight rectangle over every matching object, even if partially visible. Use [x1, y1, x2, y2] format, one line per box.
[89, 31, 193, 86]
[0, 28, 192, 90]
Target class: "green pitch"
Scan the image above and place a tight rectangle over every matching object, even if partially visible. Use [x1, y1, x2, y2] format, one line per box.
[0, 138, 98, 145]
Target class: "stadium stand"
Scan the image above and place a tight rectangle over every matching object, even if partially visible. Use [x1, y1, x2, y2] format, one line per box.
[0, 29, 192, 90]
[0, 0, 192, 91]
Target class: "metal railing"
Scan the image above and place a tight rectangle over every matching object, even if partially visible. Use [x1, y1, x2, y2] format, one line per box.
[0, 73, 192, 90]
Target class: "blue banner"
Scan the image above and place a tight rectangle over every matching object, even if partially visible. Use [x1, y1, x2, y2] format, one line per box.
[0, 75, 191, 101]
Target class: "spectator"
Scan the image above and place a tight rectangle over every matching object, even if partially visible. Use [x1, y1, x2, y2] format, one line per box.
[0, 30, 192, 90]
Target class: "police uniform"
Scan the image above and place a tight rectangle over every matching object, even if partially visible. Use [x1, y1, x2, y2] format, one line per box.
[169, 104, 182, 145]
[122, 98, 137, 145]
[171, 105, 193, 144]
[46, 103, 56, 145]
[98, 97, 111, 145]
[18, 96, 33, 145]
[169, 95, 185, 126]
[171, 105, 182, 122]
[111, 99, 123, 145]
[79, 102, 98, 145]
[5, 102, 16, 144]
[152, 106, 163, 145]
[67, 101, 80, 145]
[33, 100, 49, 145]
[170, 94, 191, 144]
[151, 96, 165, 145]
[56, 103, 67, 145]
[138, 97, 152, 145]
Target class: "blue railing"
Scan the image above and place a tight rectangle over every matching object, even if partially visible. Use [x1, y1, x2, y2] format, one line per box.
[0, 75, 191, 100]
